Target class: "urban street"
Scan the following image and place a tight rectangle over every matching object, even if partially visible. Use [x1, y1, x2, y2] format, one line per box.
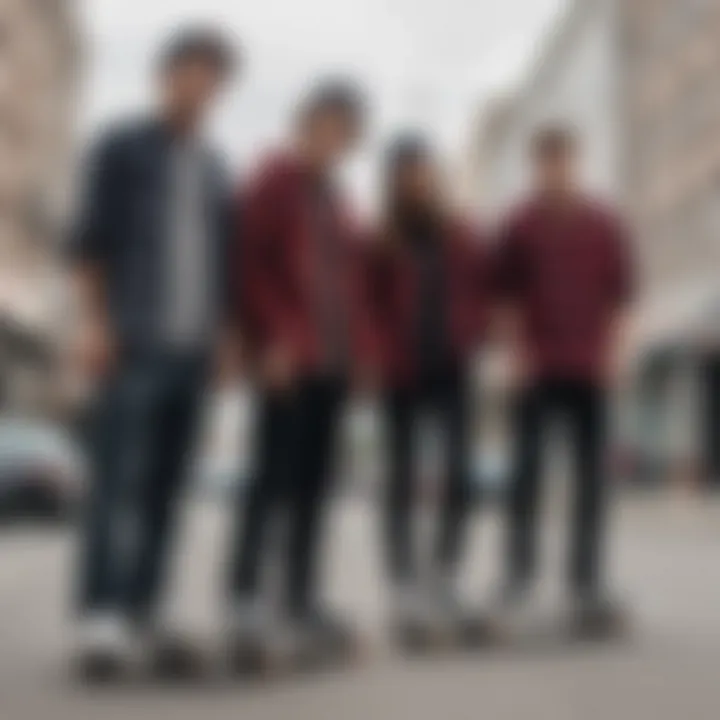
[1, 493, 719, 719]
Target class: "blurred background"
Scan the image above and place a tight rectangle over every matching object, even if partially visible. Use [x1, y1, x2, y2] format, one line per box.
[2, 0, 720, 717]
[2, 0, 717, 519]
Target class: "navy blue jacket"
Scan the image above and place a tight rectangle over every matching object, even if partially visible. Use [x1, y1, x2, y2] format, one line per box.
[72, 117, 234, 350]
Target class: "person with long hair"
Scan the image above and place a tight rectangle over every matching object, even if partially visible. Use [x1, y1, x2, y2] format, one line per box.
[361, 135, 493, 648]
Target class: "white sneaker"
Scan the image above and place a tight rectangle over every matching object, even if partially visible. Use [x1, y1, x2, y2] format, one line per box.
[77, 613, 132, 655]
[74, 613, 134, 680]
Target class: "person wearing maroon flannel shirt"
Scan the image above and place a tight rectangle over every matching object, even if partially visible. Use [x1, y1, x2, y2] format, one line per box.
[227, 80, 370, 669]
[359, 136, 493, 649]
[495, 126, 635, 637]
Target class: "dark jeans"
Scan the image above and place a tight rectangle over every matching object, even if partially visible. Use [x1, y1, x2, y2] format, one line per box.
[78, 349, 207, 623]
[702, 357, 720, 486]
[383, 364, 472, 585]
[229, 375, 345, 616]
[507, 377, 608, 596]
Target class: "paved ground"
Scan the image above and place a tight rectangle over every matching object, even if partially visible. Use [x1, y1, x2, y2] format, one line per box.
[1, 493, 720, 719]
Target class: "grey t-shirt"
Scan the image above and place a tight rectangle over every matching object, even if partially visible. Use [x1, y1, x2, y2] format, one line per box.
[163, 140, 213, 348]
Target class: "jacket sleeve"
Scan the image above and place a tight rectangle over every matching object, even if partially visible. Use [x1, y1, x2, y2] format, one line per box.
[69, 130, 125, 267]
[607, 215, 637, 307]
[239, 166, 298, 350]
[493, 211, 527, 304]
[351, 241, 389, 372]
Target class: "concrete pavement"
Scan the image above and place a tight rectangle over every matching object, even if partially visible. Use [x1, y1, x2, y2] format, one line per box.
[1, 493, 719, 719]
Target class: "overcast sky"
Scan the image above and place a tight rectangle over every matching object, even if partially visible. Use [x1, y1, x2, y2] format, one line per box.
[79, 0, 564, 201]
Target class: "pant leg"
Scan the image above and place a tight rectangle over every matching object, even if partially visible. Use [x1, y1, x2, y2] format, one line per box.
[228, 390, 294, 600]
[123, 357, 207, 622]
[285, 377, 345, 615]
[506, 383, 547, 588]
[77, 369, 129, 614]
[77, 358, 162, 616]
[434, 366, 473, 575]
[702, 358, 720, 486]
[383, 386, 417, 585]
[565, 382, 608, 596]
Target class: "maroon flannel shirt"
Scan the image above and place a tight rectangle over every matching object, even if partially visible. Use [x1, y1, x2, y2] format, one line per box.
[496, 196, 635, 383]
[358, 219, 493, 387]
[236, 151, 373, 374]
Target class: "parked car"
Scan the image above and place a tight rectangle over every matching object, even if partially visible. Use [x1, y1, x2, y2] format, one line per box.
[0, 419, 85, 523]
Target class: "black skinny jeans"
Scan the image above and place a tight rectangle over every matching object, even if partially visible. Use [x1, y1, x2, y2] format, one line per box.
[229, 375, 345, 616]
[506, 377, 609, 596]
[383, 364, 473, 586]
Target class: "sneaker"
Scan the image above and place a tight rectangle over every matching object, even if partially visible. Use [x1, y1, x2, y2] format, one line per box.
[74, 613, 133, 683]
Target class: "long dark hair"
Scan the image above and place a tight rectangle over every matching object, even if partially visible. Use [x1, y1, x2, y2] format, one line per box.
[381, 134, 445, 249]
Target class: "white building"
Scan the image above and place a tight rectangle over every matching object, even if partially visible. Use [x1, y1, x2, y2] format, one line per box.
[477, 0, 622, 217]
[476, 0, 720, 349]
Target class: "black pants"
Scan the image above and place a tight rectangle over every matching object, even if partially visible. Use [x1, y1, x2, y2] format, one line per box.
[78, 350, 207, 622]
[230, 375, 345, 615]
[507, 378, 608, 595]
[383, 364, 472, 585]
[701, 357, 720, 486]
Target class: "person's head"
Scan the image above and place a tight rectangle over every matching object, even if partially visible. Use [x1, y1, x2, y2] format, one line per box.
[384, 133, 443, 223]
[295, 78, 366, 169]
[530, 124, 580, 198]
[157, 26, 238, 132]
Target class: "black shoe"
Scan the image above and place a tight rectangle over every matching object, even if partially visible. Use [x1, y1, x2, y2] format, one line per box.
[74, 648, 127, 685]
[73, 616, 132, 685]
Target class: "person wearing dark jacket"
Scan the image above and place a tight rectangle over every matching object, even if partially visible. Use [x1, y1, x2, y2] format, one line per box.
[495, 126, 635, 635]
[71, 27, 238, 679]
[360, 136, 493, 647]
[227, 79, 370, 668]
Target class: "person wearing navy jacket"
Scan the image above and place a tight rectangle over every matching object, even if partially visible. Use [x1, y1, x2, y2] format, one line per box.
[227, 79, 370, 668]
[71, 27, 239, 679]
[360, 136, 493, 647]
[495, 125, 635, 636]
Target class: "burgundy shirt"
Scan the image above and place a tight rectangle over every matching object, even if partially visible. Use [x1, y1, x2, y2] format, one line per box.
[236, 151, 372, 374]
[359, 219, 492, 386]
[496, 196, 635, 382]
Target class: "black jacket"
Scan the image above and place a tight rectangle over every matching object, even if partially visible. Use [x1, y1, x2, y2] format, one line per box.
[72, 117, 234, 350]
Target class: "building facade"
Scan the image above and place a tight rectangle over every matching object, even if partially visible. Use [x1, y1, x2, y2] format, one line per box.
[0, 0, 78, 413]
[476, 0, 720, 322]
[621, 0, 720, 296]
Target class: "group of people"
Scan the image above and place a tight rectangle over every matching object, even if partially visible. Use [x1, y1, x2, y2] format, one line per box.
[71, 26, 635, 680]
